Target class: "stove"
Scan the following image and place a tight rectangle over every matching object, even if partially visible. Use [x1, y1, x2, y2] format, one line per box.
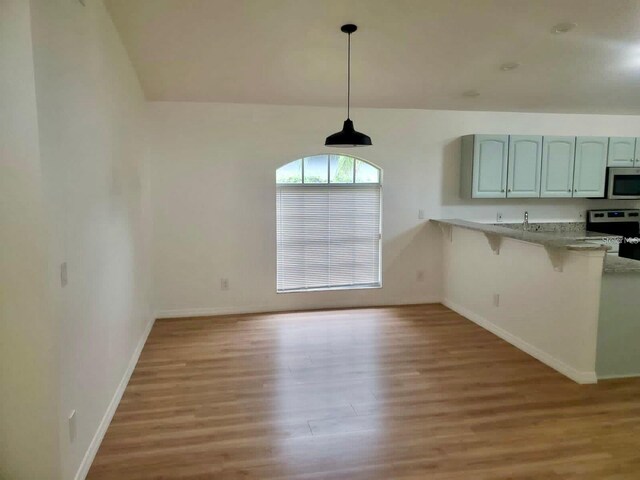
[587, 209, 640, 260]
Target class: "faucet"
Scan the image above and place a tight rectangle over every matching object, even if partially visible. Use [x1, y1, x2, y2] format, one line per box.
[523, 211, 529, 231]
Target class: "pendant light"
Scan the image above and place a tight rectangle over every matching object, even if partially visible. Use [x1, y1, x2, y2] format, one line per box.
[325, 24, 372, 147]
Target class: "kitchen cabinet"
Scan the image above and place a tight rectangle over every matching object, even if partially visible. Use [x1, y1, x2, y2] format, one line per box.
[608, 137, 636, 167]
[540, 136, 575, 198]
[573, 136, 608, 198]
[461, 134, 620, 200]
[460, 135, 508, 198]
[507, 135, 542, 198]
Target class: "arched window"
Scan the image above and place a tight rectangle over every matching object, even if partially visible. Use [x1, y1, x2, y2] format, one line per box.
[276, 155, 382, 292]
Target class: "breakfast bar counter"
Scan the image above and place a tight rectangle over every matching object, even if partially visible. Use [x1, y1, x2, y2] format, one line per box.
[433, 218, 640, 384]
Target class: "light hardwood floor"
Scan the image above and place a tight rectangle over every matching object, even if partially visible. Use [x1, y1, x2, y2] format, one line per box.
[88, 304, 640, 479]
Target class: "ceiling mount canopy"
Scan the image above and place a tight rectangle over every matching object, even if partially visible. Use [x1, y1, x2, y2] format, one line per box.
[325, 24, 372, 148]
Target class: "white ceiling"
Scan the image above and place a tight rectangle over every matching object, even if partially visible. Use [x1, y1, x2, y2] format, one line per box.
[106, 0, 640, 114]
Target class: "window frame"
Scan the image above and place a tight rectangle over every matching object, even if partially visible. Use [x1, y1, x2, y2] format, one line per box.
[275, 154, 383, 293]
[276, 155, 382, 186]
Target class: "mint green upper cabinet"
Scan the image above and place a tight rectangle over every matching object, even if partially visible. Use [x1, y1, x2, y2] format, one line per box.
[608, 137, 636, 167]
[635, 138, 640, 166]
[507, 135, 542, 198]
[573, 137, 608, 198]
[540, 136, 576, 198]
[471, 135, 508, 198]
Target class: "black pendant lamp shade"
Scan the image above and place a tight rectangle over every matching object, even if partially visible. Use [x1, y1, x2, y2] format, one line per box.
[325, 24, 372, 147]
[325, 119, 371, 147]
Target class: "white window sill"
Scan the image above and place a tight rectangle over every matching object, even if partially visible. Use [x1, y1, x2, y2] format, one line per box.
[277, 284, 382, 294]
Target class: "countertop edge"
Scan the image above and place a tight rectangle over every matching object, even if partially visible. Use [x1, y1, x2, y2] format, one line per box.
[432, 219, 640, 273]
[430, 219, 610, 252]
[602, 255, 640, 274]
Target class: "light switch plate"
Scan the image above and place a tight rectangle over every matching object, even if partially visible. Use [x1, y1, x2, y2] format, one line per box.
[496, 212, 503, 222]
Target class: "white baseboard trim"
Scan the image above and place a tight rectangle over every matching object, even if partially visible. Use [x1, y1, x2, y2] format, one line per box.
[442, 298, 597, 385]
[155, 298, 444, 319]
[156, 305, 275, 319]
[74, 315, 156, 480]
[597, 372, 640, 380]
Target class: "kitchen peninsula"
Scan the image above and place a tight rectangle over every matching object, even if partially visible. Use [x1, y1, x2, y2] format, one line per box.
[433, 218, 640, 384]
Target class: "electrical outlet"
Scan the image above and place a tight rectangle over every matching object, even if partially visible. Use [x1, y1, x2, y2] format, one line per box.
[418, 209, 425, 220]
[493, 293, 500, 307]
[68, 410, 76, 442]
[496, 212, 503, 223]
[416, 270, 425, 282]
[220, 278, 229, 290]
[60, 262, 68, 287]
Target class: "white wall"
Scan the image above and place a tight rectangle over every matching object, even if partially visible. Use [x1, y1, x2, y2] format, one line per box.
[10, 0, 152, 478]
[441, 226, 604, 383]
[0, 1, 60, 478]
[597, 272, 640, 378]
[149, 102, 640, 316]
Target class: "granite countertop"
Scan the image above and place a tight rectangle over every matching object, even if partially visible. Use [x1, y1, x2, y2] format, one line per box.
[603, 255, 640, 273]
[431, 218, 640, 273]
[431, 219, 619, 252]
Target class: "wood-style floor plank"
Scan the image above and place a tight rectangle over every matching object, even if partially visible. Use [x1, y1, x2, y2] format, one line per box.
[88, 304, 640, 479]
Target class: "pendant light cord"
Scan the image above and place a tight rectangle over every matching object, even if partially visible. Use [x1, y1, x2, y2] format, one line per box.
[347, 32, 351, 120]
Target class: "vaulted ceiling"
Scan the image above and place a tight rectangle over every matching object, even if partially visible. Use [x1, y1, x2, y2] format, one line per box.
[106, 0, 640, 114]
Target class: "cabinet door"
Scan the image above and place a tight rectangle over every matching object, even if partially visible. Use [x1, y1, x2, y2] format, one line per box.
[472, 135, 508, 198]
[608, 137, 635, 167]
[636, 138, 640, 166]
[540, 136, 575, 198]
[507, 135, 542, 198]
[573, 136, 608, 198]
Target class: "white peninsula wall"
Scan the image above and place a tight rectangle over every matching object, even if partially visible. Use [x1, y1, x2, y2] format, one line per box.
[439, 224, 605, 383]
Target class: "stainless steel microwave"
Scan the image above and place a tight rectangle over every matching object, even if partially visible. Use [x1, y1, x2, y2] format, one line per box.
[606, 168, 640, 199]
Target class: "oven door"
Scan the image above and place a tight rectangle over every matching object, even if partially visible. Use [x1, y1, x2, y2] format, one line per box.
[607, 168, 640, 199]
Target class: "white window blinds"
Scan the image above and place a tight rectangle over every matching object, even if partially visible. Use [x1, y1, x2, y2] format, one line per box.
[276, 184, 381, 292]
